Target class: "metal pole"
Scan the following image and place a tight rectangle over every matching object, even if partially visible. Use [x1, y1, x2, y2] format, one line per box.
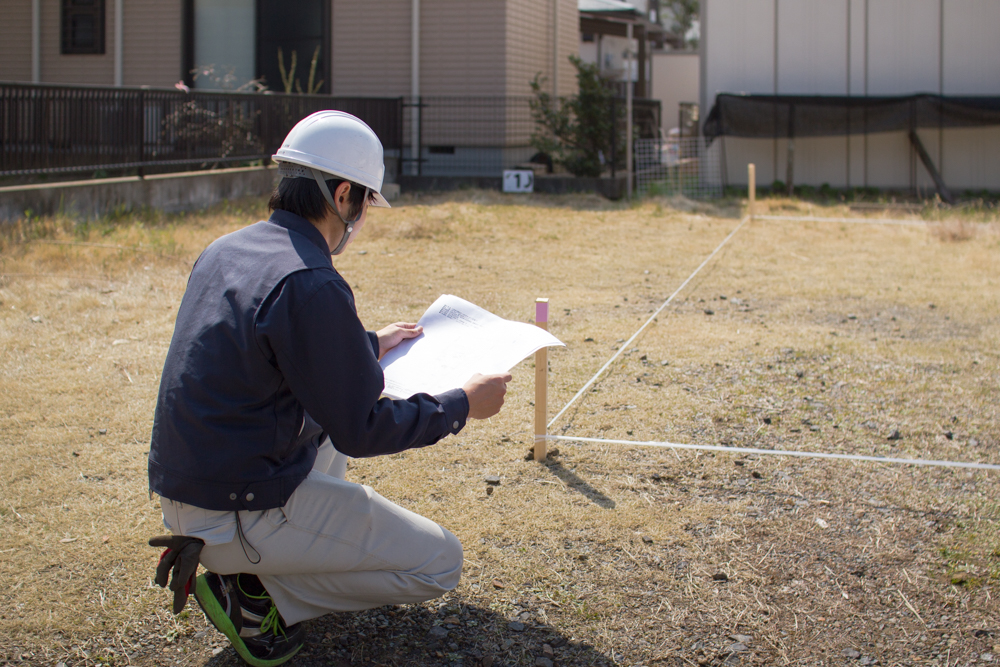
[597, 33, 602, 75]
[610, 96, 616, 179]
[786, 104, 794, 196]
[411, 0, 420, 176]
[114, 0, 124, 86]
[938, 0, 944, 182]
[846, 0, 851, 189]
[626, 21, 633, 199]
[534, 298, 549, 462]
[31, 0, 40, 83]
[863, 0, 869, 189]
[552, 0, 559, 99]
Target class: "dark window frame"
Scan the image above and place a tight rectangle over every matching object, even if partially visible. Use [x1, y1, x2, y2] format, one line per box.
[61, 0, 106, 55]
[181, 0, 195, 86]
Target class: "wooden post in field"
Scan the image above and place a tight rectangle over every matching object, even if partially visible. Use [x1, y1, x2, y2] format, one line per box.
[748, 163, 756, 222]
[534, 298, 549, 462]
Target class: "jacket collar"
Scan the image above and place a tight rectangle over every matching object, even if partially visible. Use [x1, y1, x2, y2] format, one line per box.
[267, 209, 332, 257]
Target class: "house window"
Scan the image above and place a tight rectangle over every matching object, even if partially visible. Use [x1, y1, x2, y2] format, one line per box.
[62, 0, 106, 54]
[256, 0, 329, 94]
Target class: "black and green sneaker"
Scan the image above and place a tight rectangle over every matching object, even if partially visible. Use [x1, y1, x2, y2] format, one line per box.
[194, 572, 305, 667]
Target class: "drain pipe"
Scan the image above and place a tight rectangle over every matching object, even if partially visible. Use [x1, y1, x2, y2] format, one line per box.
[626, 21, 633, 199]
[31, 0, 40, 82]
[411, 0, 420, 175]
[114, 0, 124, 86]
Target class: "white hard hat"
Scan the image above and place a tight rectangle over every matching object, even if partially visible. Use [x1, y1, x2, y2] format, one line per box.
[273, 110, 391, 209]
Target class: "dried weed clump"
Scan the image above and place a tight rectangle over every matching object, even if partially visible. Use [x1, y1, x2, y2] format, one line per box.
[929, 218, 978, 242]
[1, 193, 998, 667]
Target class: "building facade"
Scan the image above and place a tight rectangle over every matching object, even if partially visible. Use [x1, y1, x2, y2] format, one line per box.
[701, 0, 1000, 191]
[1, 0, 579, 98]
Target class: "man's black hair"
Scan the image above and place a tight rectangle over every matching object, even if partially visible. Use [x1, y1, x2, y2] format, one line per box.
[268, 176, 367, 222]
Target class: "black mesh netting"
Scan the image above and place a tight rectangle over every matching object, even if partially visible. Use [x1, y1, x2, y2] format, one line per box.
[703, 93, 1000, 142]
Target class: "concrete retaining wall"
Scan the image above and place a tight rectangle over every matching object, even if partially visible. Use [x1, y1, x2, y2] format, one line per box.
[0, 166, 282, 222]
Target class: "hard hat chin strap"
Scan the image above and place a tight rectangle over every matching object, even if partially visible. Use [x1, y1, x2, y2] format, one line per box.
[311, 169, 369, 256]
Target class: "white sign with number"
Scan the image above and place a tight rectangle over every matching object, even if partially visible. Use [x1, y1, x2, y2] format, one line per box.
[502, 169, 534, 193]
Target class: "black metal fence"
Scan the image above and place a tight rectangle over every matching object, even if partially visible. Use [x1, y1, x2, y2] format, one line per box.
[400, 95, 661, 178]
[1, 83, 661, 183]
[400, 96, 535, 177]
[0, 82, 402, 178]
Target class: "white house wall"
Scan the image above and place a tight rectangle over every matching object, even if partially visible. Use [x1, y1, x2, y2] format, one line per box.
[704, 0, 1000, 191]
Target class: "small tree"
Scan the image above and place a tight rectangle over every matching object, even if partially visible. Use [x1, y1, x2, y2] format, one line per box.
[661, 0, 699, 50]
[529, 56, 619, 178]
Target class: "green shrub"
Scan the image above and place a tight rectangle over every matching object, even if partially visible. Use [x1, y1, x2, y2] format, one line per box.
[529, 57, 620, 178]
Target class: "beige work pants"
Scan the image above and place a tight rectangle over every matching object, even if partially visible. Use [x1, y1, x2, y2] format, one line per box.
[184, 443, 463, 625]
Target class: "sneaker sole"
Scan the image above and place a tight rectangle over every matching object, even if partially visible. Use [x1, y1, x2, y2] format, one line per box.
[194, 574, 302, 667]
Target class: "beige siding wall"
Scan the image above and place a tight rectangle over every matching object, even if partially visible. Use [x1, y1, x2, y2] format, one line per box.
[2, 1, 180, 87]
[123, 0, 182, 87]
[651, 52, 699, 133]
[331, 0, 411, 96]
[40, 0, 114, 85]
[3, 0, 580, 95]
[420, 1, 505, 96]
[333, 0, 573, 98]
[558, 0, 579, 96]
[505, 0, 548, 98]
[505, 0, 577, 98]
[0, 0, 34, 82]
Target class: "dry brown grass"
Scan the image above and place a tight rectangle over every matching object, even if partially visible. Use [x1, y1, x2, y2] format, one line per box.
[1, 193, 999, 666]
[928, 219, 978, 243]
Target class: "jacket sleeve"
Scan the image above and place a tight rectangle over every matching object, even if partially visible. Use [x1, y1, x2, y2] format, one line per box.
[255, 271, 469, 458]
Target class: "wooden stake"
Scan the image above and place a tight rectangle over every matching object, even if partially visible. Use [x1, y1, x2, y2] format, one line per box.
[748, 163, 756, 222]
[534, 298, 548, 462]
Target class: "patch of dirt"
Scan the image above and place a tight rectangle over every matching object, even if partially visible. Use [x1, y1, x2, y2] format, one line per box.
[1, 193, 998, 666]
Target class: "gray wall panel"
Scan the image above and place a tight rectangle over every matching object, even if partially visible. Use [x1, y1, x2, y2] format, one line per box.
[866, 0, 939, 95]
[776, 1, 848, 94]
[943, 0, 1000, 95]
[704, 0, 775, 98]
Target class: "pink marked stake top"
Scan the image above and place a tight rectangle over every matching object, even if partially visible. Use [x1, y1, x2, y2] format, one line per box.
[535, 299, 548, 324]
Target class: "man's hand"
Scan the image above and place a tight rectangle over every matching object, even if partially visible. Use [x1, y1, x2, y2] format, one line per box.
[376, 322, 423, 359]
[463, 373, 512, 419]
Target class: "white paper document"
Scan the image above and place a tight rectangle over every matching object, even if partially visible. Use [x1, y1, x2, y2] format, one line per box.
[380, 295, 565, 399]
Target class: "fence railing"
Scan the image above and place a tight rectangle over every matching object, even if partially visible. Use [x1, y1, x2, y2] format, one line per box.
[0, 82, 402, 177]
[400, 96, 536, 177]
[2, 84, 699, 196]
[400, 95, 662, 178]
[634, 136, 723, 199]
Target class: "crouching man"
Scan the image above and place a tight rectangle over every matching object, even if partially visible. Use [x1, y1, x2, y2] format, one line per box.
[147, 111, 510, 665]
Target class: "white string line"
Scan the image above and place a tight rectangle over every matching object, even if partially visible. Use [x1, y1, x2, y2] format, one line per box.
[547, 214, 751, 429]
[544, 435, 1000, 471]
[756, 215, 925, 227]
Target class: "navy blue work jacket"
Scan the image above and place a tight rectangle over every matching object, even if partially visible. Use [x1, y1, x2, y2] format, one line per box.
[148, 210, 468, 512]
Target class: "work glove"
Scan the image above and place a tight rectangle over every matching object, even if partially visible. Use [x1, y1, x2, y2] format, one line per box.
[148, 534, 205, 614]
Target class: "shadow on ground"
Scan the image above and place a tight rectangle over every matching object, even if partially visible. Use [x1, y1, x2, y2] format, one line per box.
[543, 460, 616, 510]
[199, 602, 613, 667]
